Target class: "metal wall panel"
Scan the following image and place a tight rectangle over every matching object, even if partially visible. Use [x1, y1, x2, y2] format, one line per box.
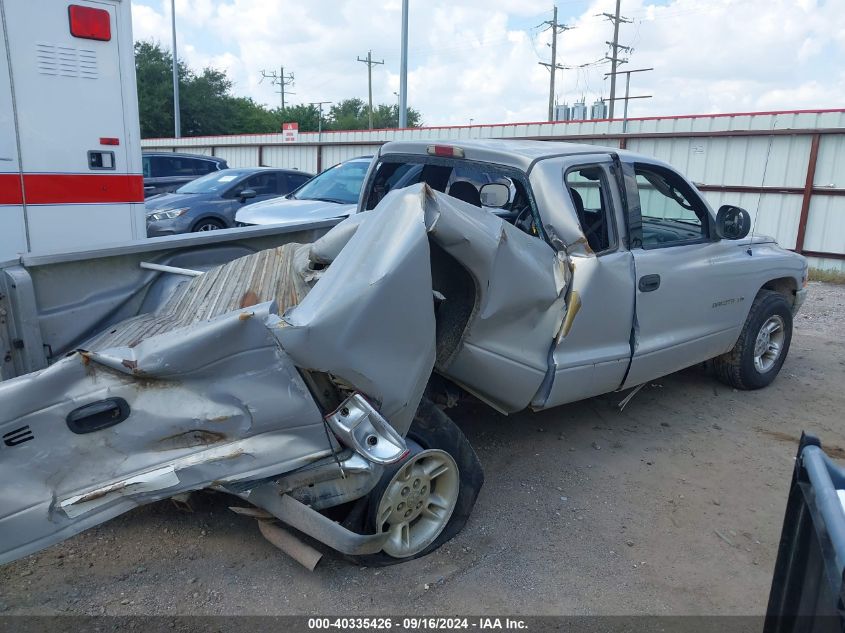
[808, 256, 845, 272]
[261, 145, 317, 173]
[700, 191, 802, 250]
[627, 135, 812, 187]
[213, 146, 259, 168]
[814, 135, 845, 188]
[320, 144, 382, 169]
[803, 195, 845, 255]
[182, 146, 213, 156]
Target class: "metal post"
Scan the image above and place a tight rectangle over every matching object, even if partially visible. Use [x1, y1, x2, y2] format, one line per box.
[398, 0, 409, 128]
[608, 0, 621, 119]
[367, 52, 373, 129]
[170, 0, 180, 138]
[622, 71, 631, 133]
[309, 101, 331, 144]
[357, 51, 384, 130]
[548, 5, 557, 122]
[795, 133, 821, 254]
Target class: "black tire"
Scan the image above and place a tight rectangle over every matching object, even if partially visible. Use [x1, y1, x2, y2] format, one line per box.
[713, 289, 793, 390]
[192, 218, 225, 232]
[348, 398, 483, 567]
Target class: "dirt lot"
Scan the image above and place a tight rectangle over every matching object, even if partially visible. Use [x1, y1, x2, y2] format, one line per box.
[2, 282, 844, 616]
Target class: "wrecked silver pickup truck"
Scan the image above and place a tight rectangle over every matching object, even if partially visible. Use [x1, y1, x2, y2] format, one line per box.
[0, 140, 807, 568]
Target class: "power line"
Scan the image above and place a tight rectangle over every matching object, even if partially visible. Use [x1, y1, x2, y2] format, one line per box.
[538, 5, 573, 122]
[260, 67, 295, 110]
[600, 0, 633, 119]
[357, 50, 385, 130]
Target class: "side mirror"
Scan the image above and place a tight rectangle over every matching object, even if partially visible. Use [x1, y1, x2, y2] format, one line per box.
[479, 182, 510, 208]
[715, 205, 751, 240]
[239, 188, 257, 202]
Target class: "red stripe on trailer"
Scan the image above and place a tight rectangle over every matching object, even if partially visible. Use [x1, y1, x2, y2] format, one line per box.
[0, 174, 24, 205]
[22, 174, 144, 204]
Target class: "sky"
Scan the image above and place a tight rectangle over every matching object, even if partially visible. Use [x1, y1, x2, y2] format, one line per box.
[131, 0, 845, 127]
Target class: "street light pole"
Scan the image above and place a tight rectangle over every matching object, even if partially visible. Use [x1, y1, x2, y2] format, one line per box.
[398, 0, 409, 128]
[170, 0, 181, 138]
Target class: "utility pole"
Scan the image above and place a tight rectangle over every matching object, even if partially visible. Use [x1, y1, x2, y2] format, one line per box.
[601, 0, 632, 118]
[398, 0, 409, 128]
[170, 0, 180, 138]
[538, 6, 573, 122]
[260, 67, 295, 109]
[357, 50, 385, 129]
[603, 67, 652, 131]
[309, 101, 332, 141]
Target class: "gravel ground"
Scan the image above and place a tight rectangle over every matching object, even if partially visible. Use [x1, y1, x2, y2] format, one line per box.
[1, 282, 843, 616]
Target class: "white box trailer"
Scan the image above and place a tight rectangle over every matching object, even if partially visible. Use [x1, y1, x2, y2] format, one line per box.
[0, 0, 146, 261]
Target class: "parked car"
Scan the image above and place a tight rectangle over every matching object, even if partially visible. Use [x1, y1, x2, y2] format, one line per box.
[142, 152, 228, 198]
[236, 156, 373, 227]
[146, 167, 314, 236]
[0, 140, 807, 569]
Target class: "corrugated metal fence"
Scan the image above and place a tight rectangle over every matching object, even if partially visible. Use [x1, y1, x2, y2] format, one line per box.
[142, 108, 845, 271]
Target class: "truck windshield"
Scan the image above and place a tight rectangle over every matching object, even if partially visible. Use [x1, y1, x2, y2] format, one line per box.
[176, 170, 248, 194]
[291, 159, 371, 204]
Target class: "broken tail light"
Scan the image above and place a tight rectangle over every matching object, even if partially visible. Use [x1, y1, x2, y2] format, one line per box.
[325, 393, 409, 465]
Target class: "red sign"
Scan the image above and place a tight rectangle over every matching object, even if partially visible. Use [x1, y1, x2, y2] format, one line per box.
[282, 122, 299, 142]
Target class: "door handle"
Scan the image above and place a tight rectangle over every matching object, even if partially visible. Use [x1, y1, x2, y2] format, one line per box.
[638, 274, 661, 292]
[66, 398, 130, 434]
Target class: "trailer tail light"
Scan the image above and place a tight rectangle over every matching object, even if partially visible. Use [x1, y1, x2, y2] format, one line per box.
[68, 5, 111, 41]
[99, 137, 120, 146]
[427, 144, 465, 158]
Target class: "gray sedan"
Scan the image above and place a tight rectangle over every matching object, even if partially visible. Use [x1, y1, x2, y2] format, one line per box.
[235, 156, 373, 227]
[146, 167, 313, 236]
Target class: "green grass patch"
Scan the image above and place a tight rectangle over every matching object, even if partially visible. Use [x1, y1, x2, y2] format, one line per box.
[809, 267, 845, 284]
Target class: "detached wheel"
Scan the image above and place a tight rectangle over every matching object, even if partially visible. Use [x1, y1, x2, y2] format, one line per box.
[192, 219, 224, 232]
[350, 398, 483, 566]
[713, 289, 793, 390]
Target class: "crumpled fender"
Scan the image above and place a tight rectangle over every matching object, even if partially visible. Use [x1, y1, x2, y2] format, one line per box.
[277, 182, 568, 423]
[275, 186, 438, 435]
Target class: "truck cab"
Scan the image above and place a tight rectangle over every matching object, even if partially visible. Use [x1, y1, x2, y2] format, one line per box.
[359, 140, 808, 412]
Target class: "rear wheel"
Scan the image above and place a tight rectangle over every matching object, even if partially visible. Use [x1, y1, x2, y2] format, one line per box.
[192, 218, 225, 232]
[713, 289, 793, 390]
[349, 398, 483, 566]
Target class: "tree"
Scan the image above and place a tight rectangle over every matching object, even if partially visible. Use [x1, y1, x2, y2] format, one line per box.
[324, 99, 422, 130]
[371, 103, 422, 129]
[135, 41, 423, 137]
[134, 41, 184, 138]
[135, 41, 278, 137]
[270, 104, 323, 132]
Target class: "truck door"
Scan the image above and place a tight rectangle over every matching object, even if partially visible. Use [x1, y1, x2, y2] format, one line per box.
[622, 161, 751, 387]
[364, 154, 570, 414]
[537, 156, 637, 408]
[0, 8, 26, 260]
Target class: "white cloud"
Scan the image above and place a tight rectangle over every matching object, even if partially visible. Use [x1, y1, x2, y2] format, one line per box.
[131, 0, 845, 126]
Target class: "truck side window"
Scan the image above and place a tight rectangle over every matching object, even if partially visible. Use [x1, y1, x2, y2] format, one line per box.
[365, 157, 545, 239]
[634, 165, 709, 247]
[564, 165, 615, 253]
